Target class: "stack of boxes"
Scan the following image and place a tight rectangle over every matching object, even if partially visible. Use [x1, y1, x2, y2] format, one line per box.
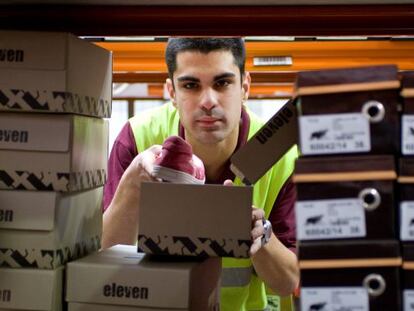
[293, 65, 402, 310]
[0, 30, 112, 310]
[399, 71, 414, 311]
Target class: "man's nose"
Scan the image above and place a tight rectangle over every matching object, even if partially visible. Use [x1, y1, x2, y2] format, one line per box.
[199, 89, 218, 111]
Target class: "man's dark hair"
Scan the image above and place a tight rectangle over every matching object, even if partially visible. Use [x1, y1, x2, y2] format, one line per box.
[165, 38, 246, 80]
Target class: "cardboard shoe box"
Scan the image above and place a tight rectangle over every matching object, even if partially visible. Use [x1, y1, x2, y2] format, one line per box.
[0, 30, 112, 118]
[66, 245, 221, 311]
[0, 113, 108, 192]
[402, 244, 414, 311]
[294, 155, 396, 241]
[295, 65, 400, 156]
[0, 187, 103, 269]
[68, 302, 196, 311]
[401, 71, 414, 156]
[398, 158, 414, 242]
[138, 182, 252, 258]
[299, 240, 401, 311]
[0, 267, 63, 311]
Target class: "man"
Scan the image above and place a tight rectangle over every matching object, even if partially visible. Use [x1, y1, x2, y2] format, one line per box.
[102, 38, 299, 310]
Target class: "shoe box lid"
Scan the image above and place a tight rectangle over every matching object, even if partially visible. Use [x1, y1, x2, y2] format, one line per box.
[0, 30, 112, 118]
[294, 65, 399, 95]
[230, 99, 298, 185]
[299, 239, 401, 269]
[0, 266, 63, 311]
[68, 302, 196, 311]
[0, 187, 102, 269]
[66, 245, 221, 310]
[138, 182, 252, 258]
[294, 155, 395, 183]
[0, 113, 108, 192]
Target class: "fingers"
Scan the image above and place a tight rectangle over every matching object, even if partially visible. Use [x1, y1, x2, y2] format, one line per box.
[250, 207, 266, 256]
[252, 207, 265, 222]
[223, 179, 233, 186]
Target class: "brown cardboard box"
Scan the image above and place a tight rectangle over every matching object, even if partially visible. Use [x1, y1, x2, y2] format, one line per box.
[0, 113, 108, 191]
[295, 65, 400, 156]
[138, 182, 252, 258]
[68, 302, 197, 311]
[299, 240, 401, 311]
[0, 30, 112, 118]
[398, 158, 414, 241]
[230, 99, 298, 185]
[0, 187, 102, 269]
[402, 244, 414, 311]
[401, 71, 414, 156]
[0, 267, 63, 310]
[66, 245, 221, 310]
[295, 155, 396, 241]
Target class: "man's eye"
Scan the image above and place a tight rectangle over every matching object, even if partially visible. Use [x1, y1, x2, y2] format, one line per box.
[215, 80, 231, 88]
[183, 82, 198, 89]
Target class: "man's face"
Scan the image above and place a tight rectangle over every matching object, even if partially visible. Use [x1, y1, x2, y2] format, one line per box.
[167, 50, 250, 145]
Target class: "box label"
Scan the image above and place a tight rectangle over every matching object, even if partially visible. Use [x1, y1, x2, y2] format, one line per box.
[402, 115, 414, 155]
[404, 289, 414, 311]
[301, 287, 369, 311]
[296, 198, 366, 240]
[299, 113, 371, 155]
[400, 201, 414, 241]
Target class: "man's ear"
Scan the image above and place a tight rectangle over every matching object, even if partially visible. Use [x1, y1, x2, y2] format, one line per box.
[242, 72, 251, 102]
[166, 78, 176, 107]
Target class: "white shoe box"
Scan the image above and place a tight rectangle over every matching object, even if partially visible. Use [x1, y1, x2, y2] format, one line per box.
[0, 187, 103, 269]
[0, 267, 63, 311]
[0, 30, 112, 118]
[66, 245, 221, 310]
[0, 113, 108, 191]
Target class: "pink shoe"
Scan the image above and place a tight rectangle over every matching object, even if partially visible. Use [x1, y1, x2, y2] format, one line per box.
[152, 136, 205, 184]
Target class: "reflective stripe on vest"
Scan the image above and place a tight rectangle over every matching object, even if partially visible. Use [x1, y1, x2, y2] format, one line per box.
[129, 103, 298, 311]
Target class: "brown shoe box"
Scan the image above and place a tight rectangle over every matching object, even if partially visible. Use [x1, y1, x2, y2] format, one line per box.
[398, 158, 414, 242]
[138, 182, 252, 258]
[0, 30, 112, 118]
[66, 245, 221, 310]
[299, 240, 401, 311]
[0, 187, 102, 269]
[0, 113, 108, 192]
[294, 155, 396, 241]
[401, 71, 414, 156]
[0, 266, 63, 310]
[402, 243, 414, 310]
[295, 65, 400, 156]
[68, 302, 199, 311]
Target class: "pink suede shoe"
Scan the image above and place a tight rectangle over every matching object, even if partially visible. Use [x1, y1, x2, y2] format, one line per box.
[152, 136, 205, 184]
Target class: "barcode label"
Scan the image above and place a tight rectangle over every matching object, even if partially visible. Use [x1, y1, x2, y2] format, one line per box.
[253, 56, 292, 66]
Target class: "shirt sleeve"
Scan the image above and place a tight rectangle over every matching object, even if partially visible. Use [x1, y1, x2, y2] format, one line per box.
[268, 176, 297, 254]
[103, 122, 138, 212]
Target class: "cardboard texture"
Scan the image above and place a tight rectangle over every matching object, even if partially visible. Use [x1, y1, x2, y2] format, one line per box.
[138, 182, 252, 258]
[295, 65, 400, 156]
[68, 302, 197, 311]
[295, 156, 396, 240]
[66, 245, 221, 310]
[300, 240, 401, 311]
[0, 267, 63, 311]
[0, 187, 103, 269]
[230, 99, 298, 185]
[0, 30, 112, 118]
[0, 113, 108, 192]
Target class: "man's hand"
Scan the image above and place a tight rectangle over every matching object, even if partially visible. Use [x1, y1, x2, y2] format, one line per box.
[223, 179, 266, 256]
[102, 144, 162, 249]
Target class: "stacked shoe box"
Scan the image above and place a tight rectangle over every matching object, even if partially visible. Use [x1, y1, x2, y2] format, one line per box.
[399, 71, 414, 311]
[66, 137, 234, 310]
[0, 30, 112, 310]
[293, 65, 402, 310]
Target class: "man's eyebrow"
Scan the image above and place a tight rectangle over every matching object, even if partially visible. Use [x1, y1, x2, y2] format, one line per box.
[177, 76, 200, 82]
[214, 73, 236, 81]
